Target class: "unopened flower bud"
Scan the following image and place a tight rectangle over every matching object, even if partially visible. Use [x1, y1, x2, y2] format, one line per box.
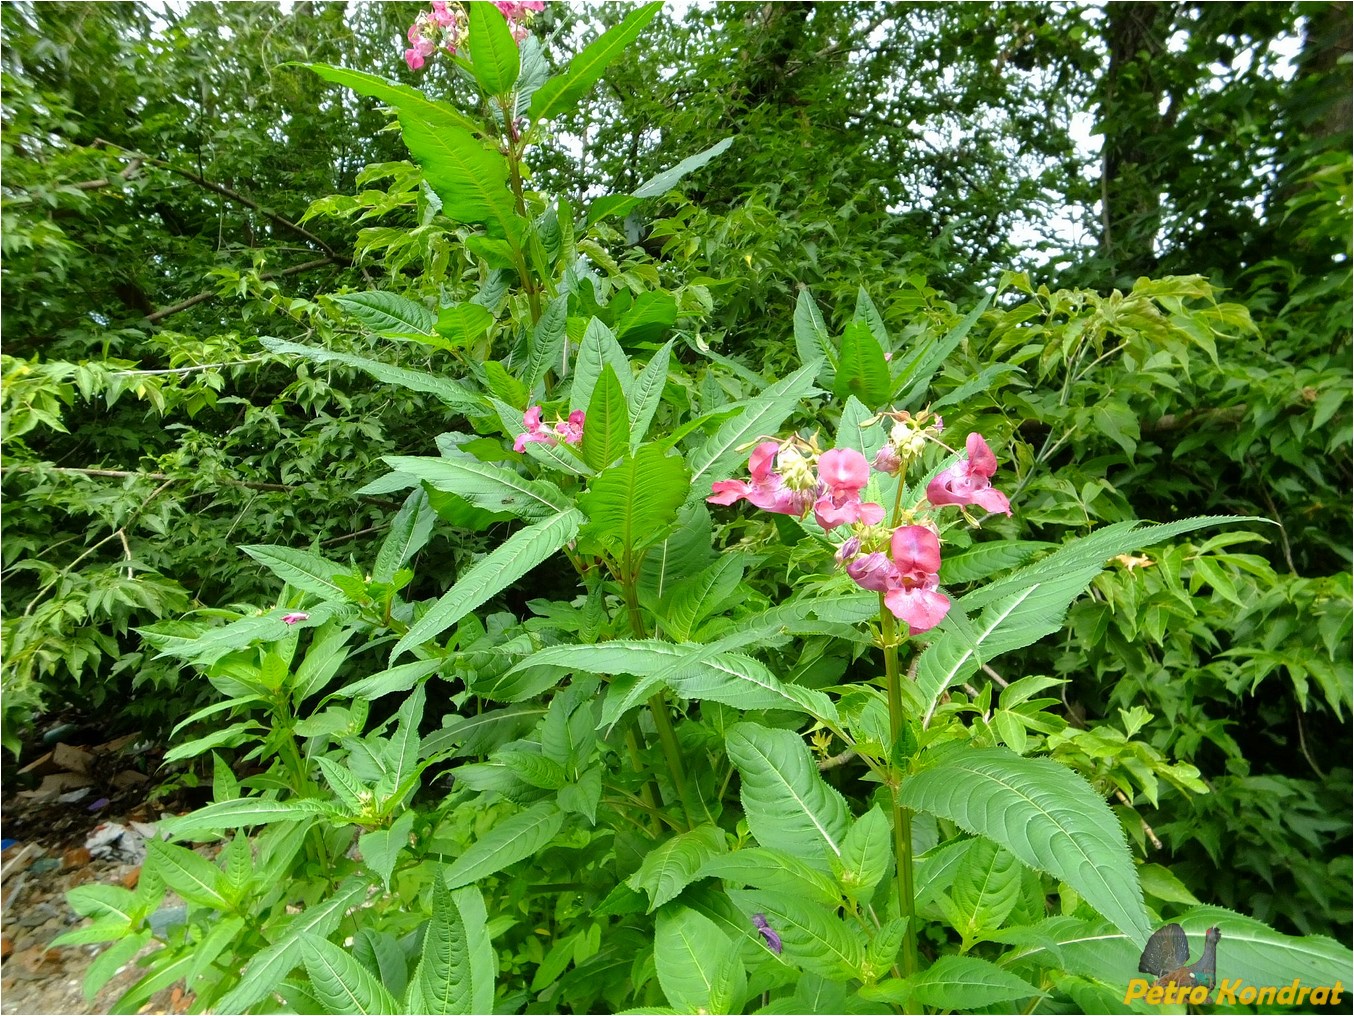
[872, 445, 902, 475]
[835, 536, 862, 565]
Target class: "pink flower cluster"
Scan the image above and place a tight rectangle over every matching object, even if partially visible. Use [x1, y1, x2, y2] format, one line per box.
[840, 526, 951, 636]
[494, 0, 545, 42]
[405, 1, 466, 71]
[404, 0, 544, 70]
[709, 443, 884, 531]
[513, 405, 585, 453]
[707, 427, 1010, 635]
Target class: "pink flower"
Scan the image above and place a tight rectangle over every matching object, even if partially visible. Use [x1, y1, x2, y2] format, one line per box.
[883, 526, 950, 634]
[925, 432, 1011, 516]
[846, 552, 894, 592]
[555, 409, 585, 446]
[404, 48, 426, 71]
[817, 448, 870, 499]
[707, 442, 818, 517]
[813, 494, 884, 530]
[281, 612, 310, 625]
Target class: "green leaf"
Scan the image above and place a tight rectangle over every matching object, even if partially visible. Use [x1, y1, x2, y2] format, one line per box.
[301, 933, 400, 1015]
[893, 295, 991, 406]
[525, 293, 568, 395]
[527, 3, 662, 122]
[413, 880, 474, 1015]
[332, 291, 436, 337]
[466, 2, 520, 96]
[908, 955, 1041, 1008]
[384, 455, 569, 519]
[688, 360, 821, 492]
[1017, 909, 1354, 993]
[329, 657, 442, 702]
[582, 364, 631, 470]
[578, 445, 688, 555]
[163, 797, 329, 838]
[214, 877, 371, 1014]
[725, 889, 866, 981]
[628, 340, 672, 447]
[571, 317, 633, 412]
[833, 320, 891, 409]
[695, 847, 842, 908]
[82, 932, 151, 1002]
[898, 744, 1152, 944]
[359, 811, 417, 891]
[659, 554, 744, 642]
[262, 338, 482, 414]
[632, 137, 735, 199]
[145, 840, 229, 909]
[917, 517, 1266, 723]
[353, 931, 409, 1006]
[515, 640, 837, 728]
[833, 806, 892, 899]
[941, 838, 1023, 940]
[393, 508, 583, 657]
[725, 722, 850, 871]
[793, 289, 836, 372]
[307, 65, 519, 238]
[654, 907, 731, 1012]
[435, 303, 495, 349]
[374, 488, 437, 583]
[938, 540, 1052, 585]
[161, 721, 261, 764]
[241, 544, 344, 599]
[627, 825, 726, 912]
[854, 286, 891, 348]
[444, 801, 564, 889]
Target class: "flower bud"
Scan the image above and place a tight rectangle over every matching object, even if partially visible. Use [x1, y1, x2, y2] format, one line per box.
[872, 444, 902, 475]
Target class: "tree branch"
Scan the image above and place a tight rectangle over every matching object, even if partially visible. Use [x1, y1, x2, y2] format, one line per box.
[91, 139, 342, 259]
[145, 255, 341, 323]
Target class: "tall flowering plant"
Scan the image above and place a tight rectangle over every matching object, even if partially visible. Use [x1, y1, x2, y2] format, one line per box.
[708, 410, 1012, 973]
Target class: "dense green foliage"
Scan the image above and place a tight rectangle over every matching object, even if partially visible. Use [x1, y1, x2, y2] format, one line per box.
[2, 2, 1350, 1012]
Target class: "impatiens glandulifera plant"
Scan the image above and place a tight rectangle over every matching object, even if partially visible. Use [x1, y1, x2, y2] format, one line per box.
[60, 3, 1352, 1013]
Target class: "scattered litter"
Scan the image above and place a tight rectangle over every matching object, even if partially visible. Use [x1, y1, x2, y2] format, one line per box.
[86, 798, 110, 813]
[83, 823, 148, 865]
[56, 788, 92, 805]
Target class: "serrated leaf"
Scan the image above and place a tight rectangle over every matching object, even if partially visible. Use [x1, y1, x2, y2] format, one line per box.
[577, 445, 688, 555]
[525, 293, 568, 395]
[394, 508, 582, 657]
[833, 806, 892, 898]
[688, 360, 820, 492]
[466, 2, 520, 95]
[943, 838, 1023, 939]
[414, 880, 474, 1015]
[307, 65, 519, 239]
[726, 888, 866, 980]
[145, 840, 229, 909]
[582, 364, 631, 469]
[899, 744, 1152, 943]
[632, 137, 734, 199]
[301, 933, 400, 1015]
[908, 955, 1041, 1008]
[262, 338, 482, 414]
[214, 876, 370, 1014]
[654, 906, 731, 1011]
[627, 825, 726, 912]
[384, 455, 569, 519]
[444, 801, 563, 889]
[162, 797, 329, 838]
[332, 291, 435, 337]
[374, 488, 437, 583]
[794, 289, 836, 372]
[570, 317, 633, 412]
[659, 554, 744, 642]
[918, 517, 1266, 724]
[725, 722, 850, 870]
[241, 545, 344, 599]
[628, 340, 672, 447]
[329, 657, 442, 702]
[527, 3, 662, 122]
[834, 320, 891, 408]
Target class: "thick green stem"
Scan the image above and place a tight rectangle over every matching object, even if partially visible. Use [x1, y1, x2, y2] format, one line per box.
[501, 106, 542, 326]
[621, 556, 695, 828]
[880, 601, 918, 981]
